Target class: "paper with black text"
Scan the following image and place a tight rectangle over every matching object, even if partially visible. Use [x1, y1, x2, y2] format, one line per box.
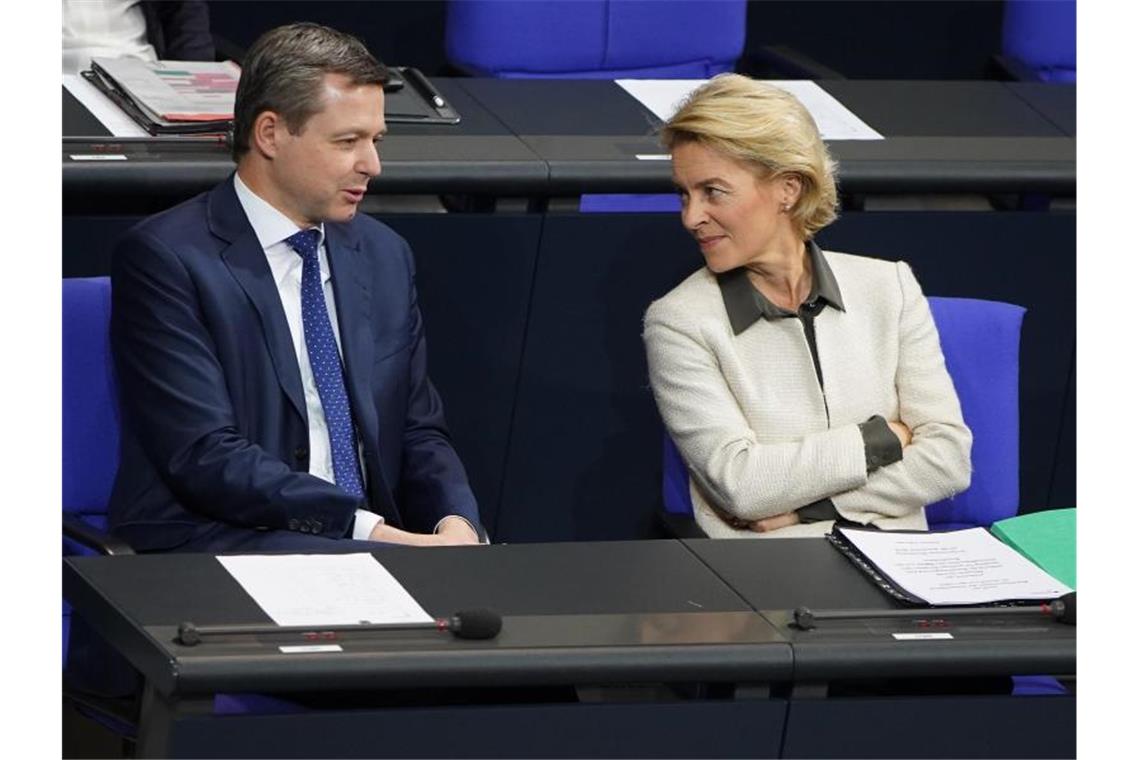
[837, 526, 1072, 605]
[216, 553, 433, 627]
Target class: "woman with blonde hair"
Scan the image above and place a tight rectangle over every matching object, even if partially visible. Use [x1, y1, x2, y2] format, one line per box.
[644, 74, 972, 538]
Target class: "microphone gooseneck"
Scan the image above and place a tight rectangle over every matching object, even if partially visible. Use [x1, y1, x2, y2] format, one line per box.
[793, 593, 1077, 631]
[175, 608, 504, 646]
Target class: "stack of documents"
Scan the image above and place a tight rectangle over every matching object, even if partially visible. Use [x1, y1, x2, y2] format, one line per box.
[83, 57, 239, 135]
[828, 525, 1073, 606]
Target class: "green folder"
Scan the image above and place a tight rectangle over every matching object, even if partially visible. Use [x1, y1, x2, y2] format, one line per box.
[991, 508, 1076, 589]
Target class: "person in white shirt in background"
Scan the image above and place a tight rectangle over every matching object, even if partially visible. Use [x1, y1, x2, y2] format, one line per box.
[63, 0, 214, 75]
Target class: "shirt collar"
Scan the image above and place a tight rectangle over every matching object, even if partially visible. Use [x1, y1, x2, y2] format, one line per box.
[233, 172, 325, 251]
[717, 240, 846, 336]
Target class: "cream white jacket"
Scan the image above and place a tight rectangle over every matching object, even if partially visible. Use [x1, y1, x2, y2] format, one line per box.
[644, 250, 972, 538]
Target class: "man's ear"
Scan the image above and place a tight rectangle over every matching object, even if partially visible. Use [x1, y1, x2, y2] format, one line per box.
[251, 111, 283, 158]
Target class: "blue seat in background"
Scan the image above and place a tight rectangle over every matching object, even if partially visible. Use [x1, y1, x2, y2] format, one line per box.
[1000, 0, 1076, 83]
[445, 1, 745, 214]
[578, 193, 681, 214]
[446, 0, 746, 79]
[661, 296, 1027, 533]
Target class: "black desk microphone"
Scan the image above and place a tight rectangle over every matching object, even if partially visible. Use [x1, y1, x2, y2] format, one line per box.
[176, 608, 502, 646]
[793, 592, 1076, 630]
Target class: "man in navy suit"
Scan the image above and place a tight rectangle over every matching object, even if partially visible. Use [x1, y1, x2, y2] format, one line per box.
[108, 22, 484, 552]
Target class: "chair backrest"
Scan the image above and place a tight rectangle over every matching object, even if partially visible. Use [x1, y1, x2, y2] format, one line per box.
[62, 277, 119, 538]
[445, 0, 746, 79]
[62, 277, 118, 665]
[924, 297, 1024, 529]
[1002, 0, 1076, 83]
[662, 296, 1026, 531]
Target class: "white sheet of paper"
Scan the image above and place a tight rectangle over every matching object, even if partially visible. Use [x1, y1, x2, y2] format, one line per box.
[216, 553, 433, 627]
[838, 527, 1073, 605]
[63, 74, 148, 137]
[615, 79, 883, 141]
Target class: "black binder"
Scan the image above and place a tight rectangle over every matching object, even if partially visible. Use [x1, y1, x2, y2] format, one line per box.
[81, 64, 459, 137]
[826, 526, 1043, 608]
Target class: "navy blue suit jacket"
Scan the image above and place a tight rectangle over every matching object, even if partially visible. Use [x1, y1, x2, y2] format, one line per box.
[108, 177, 481, 551]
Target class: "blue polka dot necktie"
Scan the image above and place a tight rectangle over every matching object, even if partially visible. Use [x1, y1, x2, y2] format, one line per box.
[285, 228, 365, 499]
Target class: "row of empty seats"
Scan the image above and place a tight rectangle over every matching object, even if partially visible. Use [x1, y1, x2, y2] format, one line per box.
[443, 0, 1075, 83]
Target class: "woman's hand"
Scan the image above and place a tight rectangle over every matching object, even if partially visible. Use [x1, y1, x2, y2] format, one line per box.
[887, 420, 912, 448]
[750, 511, 801, 533]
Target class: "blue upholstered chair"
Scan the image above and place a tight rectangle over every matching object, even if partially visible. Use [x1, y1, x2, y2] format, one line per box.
[445, 0, 746, 79]
[999, 0, 1076, 83]
[63, 278, 130, 665]
[661, 296, 1027, 534]
[62, 277, 140, 743]
[62, 277, 120, 550]
[924, 297, 1024, 530]
[62, 278, 304, 737]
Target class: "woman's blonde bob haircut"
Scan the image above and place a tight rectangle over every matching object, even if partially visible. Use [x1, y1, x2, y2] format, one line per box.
[661, 74, 839, 239]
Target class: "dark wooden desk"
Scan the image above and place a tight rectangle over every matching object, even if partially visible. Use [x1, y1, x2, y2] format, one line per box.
[62, 78, 548, 210]
[64, 77, 1076, 209]
[685, 538, 1076, 759]
[456, 78, 1076, 195]
[64, 538, 1075, 758]
[65, 541, 790, 758]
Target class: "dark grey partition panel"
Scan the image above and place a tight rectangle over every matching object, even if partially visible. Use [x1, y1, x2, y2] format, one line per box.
[62, 216, 139, 277]
[782, 696, 1075, 759]
[379, 215, 541, 533]
[494, 213, 699, 541]
[495, 211, 1074, 542]
[163, 702, 786, 759]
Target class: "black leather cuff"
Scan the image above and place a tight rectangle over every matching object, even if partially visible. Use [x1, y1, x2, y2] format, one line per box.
[797, 498, 840, 524]
[859, 415, 903, 473]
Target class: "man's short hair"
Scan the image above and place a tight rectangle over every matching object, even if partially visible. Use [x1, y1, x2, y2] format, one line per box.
[231, 23, 388, 161]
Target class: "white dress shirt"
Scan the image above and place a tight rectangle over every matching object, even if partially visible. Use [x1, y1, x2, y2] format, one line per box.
[63, 0, 158, 75]
[233, 174, 382, 540]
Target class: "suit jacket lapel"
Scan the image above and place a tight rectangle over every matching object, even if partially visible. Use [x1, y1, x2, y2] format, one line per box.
[208, 178, 307, 423]
[326, 223, 398, 519]
[325, 223, 374, 431]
